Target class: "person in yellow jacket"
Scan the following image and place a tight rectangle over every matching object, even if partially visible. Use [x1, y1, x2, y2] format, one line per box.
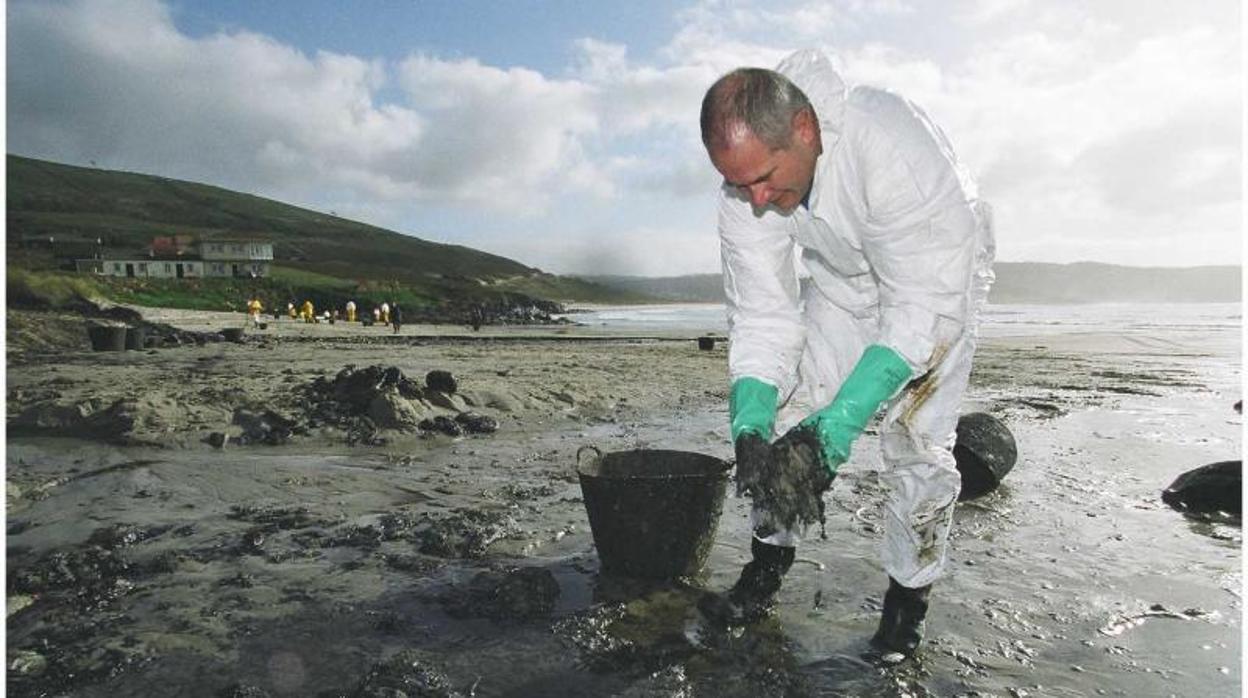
[301, 300, 315, 323]
[345, 300, 357, 323]
[380, 301, 391, 326]
[247, 297, 263, 328]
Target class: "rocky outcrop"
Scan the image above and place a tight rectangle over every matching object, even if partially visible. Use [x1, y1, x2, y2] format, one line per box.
[301, 365, 499, 445]
[1162, 460, 1241, 517]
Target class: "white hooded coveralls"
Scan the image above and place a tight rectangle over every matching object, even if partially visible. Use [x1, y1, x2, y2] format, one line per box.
[719, 49, 995, 589]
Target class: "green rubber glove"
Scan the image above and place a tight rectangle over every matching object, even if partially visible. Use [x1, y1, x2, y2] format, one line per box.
[729, 377, 779, 442]
[730, 377, 779, 499]
[791, 344, 912, 475]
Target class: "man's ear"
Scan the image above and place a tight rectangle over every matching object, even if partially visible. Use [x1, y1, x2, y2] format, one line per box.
[792, 107, 819, 146]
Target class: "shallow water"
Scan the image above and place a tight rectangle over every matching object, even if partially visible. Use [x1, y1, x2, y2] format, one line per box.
[6, 338, 1241, 697]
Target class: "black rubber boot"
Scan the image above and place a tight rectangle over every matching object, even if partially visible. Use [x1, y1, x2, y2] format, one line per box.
[870, 577, 932, 657]
[697, 537, 795, 626]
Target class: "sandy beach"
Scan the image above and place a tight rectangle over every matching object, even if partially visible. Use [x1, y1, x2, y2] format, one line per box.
[5, 305, 1241, 697]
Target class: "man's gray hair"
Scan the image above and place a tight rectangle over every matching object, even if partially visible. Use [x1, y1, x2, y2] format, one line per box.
[700, 67, 813, 151]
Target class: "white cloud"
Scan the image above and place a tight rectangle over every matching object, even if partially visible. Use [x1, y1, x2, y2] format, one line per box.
[394, 54, 601, 212]
[8, 0, 425, 210]
[572, 38, 715, 134]
[960, 0, 1033, 25]
[6, 0, 1240, 275]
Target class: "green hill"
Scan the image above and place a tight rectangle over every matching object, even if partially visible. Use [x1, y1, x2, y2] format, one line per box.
[5, 154, 645, 308]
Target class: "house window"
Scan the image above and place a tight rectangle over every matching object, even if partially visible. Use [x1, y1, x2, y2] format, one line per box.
[165, 263, 172, 272]
[113, 263, 122, 273]
[138, 263, 147, 272]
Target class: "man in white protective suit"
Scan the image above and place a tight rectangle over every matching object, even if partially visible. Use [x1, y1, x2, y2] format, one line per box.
[696, 48, 995, 659]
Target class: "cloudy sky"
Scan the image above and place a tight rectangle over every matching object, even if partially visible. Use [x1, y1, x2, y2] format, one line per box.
[6, 0, 1243, 275]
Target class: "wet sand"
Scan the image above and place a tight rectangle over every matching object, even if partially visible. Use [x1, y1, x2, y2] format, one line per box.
[5, 307, 1241, 697]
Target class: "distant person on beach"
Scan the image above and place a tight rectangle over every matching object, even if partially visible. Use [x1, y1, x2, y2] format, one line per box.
[697, 49, 995, 659]
[391, 303, 403, 334]
[246, 297, 263, 328]
[345, 300, 357, 323]
[381, 301, 391, 326]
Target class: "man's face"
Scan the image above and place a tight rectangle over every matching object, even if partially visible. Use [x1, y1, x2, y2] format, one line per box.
[708, 110, 821, 213]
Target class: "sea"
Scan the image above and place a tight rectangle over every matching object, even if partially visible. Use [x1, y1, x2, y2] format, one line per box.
[558, 302, 1243, 338]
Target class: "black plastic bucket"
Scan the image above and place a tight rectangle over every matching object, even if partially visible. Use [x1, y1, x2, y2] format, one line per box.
[577, 447, 731, 579]
[697, 336, 716, 351]
[124, 326, 146, 351]
[87, 324, 127, 351]
[953, 412, 1018, 500]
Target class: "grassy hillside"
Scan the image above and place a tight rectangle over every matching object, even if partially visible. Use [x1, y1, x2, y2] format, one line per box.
[5, 155, 640, 306]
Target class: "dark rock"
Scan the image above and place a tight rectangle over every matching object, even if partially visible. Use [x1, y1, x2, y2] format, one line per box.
[381, 553, 443, 575]
[414, 509, 520, 558]
[420, 415, 463, 437]
[240, 527, 267, 553]
[1162, 460, 1241, 516]
[367, 610, 406, 634]
[346, 417, 388, 447]
[138, 550, 181, 575]
[426, 370, 458, 394]
[497, 483, 557, 501]
[443, 566, 560, 621]
[397, 378, 425, 400]
[455, 412, 499, 434]
[12, 399, 138, 440]
[351, 649, 463, 697]
[219, 572, 255, 588]
[227, 504, 316, 530]
[375, 512, 423, 540]
[304, 365, 429, 443]
[330, 365, 410, 410]
[205, 432, 229, 449]
[233, 408, 297, 445]
[367, 391, 426, 431]
[381, 366, 404, 386]
[85, 524, 170, 550]
[424, 390, 467, 411]
[11, 546, 134, 611]
[218, 683, 272, 698]
[323, 524, 385, 550]
[954, 412, 1018, 500]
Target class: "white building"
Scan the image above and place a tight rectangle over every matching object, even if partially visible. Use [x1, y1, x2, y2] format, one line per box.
[93, 259, 205, 278]
[200, 239, 274, 278]
[83, 237, 273, 278]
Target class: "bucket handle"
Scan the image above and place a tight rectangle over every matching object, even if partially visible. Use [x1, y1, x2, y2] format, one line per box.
[575, 445, 602, 471]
